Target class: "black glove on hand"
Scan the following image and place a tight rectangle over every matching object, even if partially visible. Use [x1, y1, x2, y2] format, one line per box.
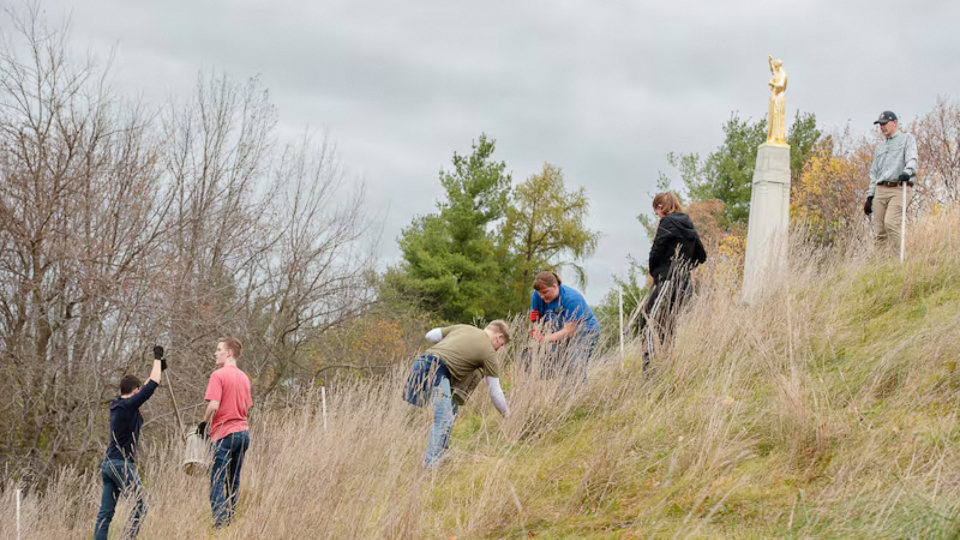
[863, 196, 873, 216]
[898, 173, 912, 183]
[197, 421, 208, 439]
[153, 345, 167, 371]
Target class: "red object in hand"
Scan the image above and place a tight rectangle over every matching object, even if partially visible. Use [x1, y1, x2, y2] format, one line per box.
[530, 328, 545, 342]
[529, 309, 539, 322]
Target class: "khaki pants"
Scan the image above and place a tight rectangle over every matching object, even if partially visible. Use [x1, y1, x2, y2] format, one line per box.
[873, 184, 911, 250]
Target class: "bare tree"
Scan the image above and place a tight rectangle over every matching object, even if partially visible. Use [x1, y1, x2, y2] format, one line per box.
[0, 6, 378, 481]
[154, 74, 377, 406]
[910, 96, 960, 210]
[248, 135, 376, 397]
[0, 3, 171, 475]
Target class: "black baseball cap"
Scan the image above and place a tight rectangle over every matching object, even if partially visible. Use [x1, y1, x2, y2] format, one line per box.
[873, 111, 898, 125]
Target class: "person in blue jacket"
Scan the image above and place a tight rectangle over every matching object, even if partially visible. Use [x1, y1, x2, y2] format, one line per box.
[529, 271, 601, 380]
[94, 345, 166, 540]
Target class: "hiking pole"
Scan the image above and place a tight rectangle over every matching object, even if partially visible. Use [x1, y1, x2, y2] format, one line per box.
[153, 345, 186, 439]
[166, 375, 186, 440]
[16, 487, 21, 540]
[900, 179, 907, 263]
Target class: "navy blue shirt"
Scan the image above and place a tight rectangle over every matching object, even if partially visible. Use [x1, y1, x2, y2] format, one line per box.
[105, 379, 158, 463]
[530, 284, 600, 334]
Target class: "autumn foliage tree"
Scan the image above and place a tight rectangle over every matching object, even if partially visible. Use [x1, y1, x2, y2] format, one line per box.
[502, 163, 600, 311]
[671, 112, 822, 228]
[789, 128, 876, 243]
[387, 141, 601, 322]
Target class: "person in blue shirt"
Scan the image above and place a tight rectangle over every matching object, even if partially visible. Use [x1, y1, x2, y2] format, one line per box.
[529, 271, 601, 380]
[94, 345, 166, 540]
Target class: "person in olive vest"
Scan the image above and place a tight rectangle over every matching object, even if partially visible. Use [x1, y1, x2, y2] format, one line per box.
[403, 321, 510, 468]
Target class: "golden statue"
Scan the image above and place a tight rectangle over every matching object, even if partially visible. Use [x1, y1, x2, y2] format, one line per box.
[766, 55, 788, 146]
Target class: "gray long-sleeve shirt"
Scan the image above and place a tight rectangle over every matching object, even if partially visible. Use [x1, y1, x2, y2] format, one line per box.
[868, 132, 918, 197]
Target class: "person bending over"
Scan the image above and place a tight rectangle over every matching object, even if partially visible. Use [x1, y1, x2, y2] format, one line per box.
[404, 321, 510, 468]
[529, 271, 601, 381]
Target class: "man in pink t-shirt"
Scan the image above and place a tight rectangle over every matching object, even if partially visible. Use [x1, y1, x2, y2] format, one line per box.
[201, 337, 252, 528]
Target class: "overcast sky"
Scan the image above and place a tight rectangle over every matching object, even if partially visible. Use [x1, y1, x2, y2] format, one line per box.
[12, 0, 960, 303]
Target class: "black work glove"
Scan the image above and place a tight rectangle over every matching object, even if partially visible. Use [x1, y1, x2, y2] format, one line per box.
[153, 345, 167, 371]
[898, 173, 911, 183]
[196, 422, 208, 439]
[863, 196, 873, 216]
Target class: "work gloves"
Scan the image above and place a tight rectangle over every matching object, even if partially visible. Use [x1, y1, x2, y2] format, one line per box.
[196, 422, 209, 439]
[529, 310, 546, 342]
[863, 196, 873, 216]
[898, 173, 912, 183]
[530, 328, 546, 343]
[153, 345, 167, 371]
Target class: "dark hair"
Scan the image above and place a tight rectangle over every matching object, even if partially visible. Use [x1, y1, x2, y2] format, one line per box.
[533, 271, 562, 291]
[120, 375, 142, 396]
[218, 337, 242, 359]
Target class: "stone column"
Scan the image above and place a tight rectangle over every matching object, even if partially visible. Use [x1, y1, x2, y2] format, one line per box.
[742, 143, 791, 302]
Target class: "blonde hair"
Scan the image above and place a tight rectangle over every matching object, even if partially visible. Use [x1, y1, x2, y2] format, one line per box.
[652, 192, 683, 215]
[532, 271, 561, 292]
[485, 320, 511, 345]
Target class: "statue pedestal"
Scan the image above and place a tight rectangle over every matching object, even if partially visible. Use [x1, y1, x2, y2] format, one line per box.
[742, 143, 791, 303]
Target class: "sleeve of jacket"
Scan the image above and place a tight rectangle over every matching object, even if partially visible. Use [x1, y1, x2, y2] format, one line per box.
[648, 221, 672, 273]
[692, 233, 707, 266]
[903, 134, 918, 177]
[530, 290, 543, 313]
[127, 379, 159, 409]
[868, 146, 881, 197]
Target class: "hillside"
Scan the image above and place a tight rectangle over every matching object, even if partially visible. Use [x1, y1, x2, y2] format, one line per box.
[4, 209, 960, 539]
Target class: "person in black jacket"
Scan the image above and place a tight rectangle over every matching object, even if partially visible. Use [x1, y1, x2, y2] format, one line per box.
[94, 346, 166, 540]
[642, 192, 707, 370]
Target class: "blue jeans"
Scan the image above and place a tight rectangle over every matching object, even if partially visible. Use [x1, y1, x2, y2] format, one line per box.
[424, 375, 459, 468]
[210, 430, 250, 528]
[405, 354, 459, 467]
[403, 354, 450, 407]
[573, 331, 601, 378]
[94, 459, 146, 540]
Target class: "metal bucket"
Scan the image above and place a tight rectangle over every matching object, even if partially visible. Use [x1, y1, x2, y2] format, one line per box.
[182, 431, 212, 476]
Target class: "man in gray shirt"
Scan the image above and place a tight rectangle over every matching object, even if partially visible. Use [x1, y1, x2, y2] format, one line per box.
[863, 110, 918, 251]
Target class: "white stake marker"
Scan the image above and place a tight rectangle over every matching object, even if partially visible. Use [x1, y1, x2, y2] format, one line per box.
[321, 386, 328, 432]
[900, 181, 907, 263]
[17, 488, 21, 540]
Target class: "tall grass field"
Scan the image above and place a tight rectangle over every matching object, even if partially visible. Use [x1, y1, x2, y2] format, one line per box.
[4, 209, 960, 539]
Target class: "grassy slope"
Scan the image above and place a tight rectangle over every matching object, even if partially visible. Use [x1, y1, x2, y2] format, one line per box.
[3, 211, 960, 540]
[435, 210, 960, 539]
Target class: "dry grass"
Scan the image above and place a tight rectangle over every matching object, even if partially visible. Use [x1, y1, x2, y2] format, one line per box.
[5, 209, 960, 539]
